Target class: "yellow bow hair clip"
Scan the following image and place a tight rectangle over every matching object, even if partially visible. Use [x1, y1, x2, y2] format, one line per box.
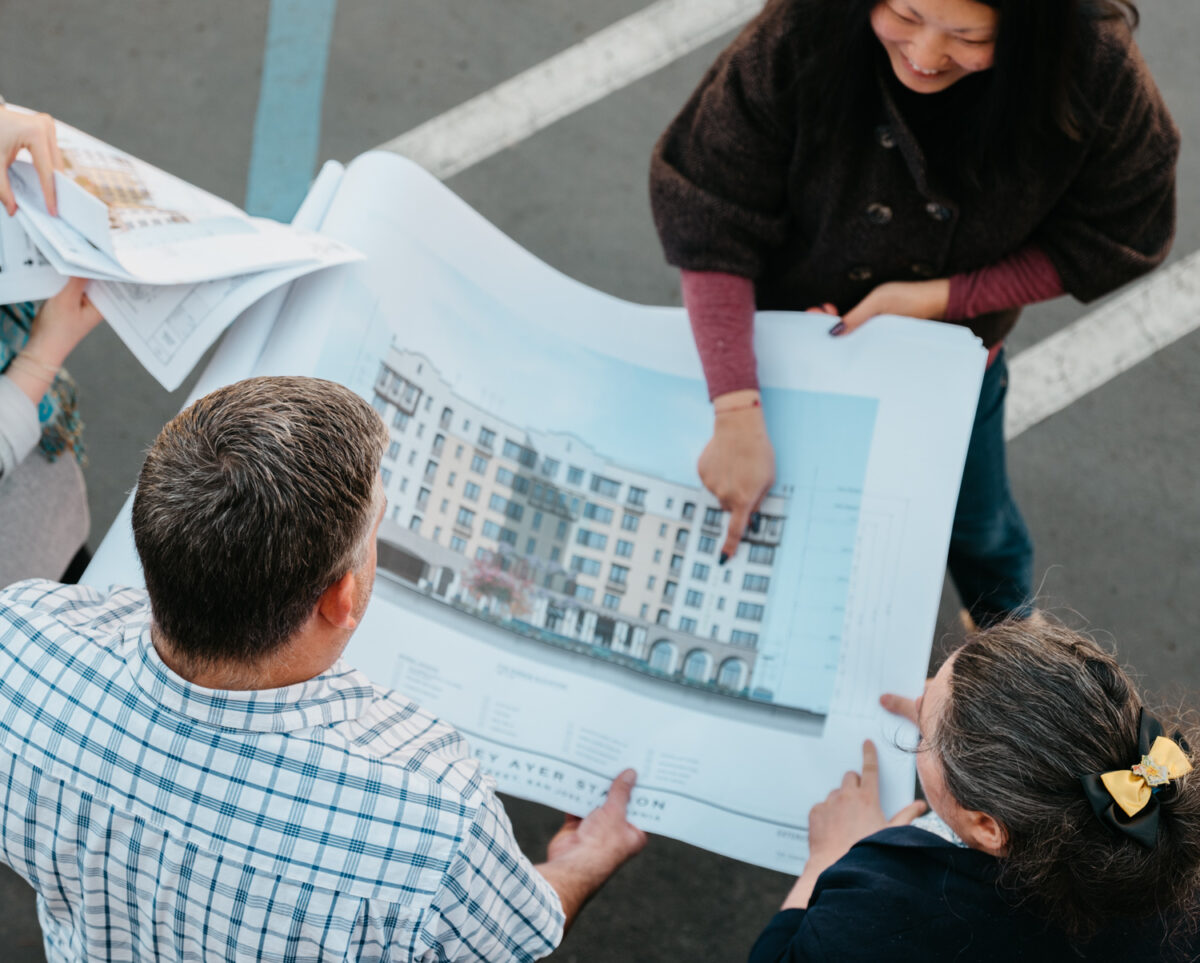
[1100, 736, 1193, 818]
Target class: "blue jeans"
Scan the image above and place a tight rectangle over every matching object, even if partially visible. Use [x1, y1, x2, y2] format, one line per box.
[947, 350, 1034, 626]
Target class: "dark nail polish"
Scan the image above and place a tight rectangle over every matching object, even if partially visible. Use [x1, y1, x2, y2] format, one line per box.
[719, 552, 729, 566]
[829, 321, 846, 337]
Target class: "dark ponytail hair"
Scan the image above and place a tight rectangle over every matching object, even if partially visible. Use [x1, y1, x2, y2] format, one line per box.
[931, 620, 1200, 948]
[793, 0, 1139, 183]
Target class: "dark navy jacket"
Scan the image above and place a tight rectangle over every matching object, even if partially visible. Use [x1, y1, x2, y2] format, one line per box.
[749, 827, 1187, 962]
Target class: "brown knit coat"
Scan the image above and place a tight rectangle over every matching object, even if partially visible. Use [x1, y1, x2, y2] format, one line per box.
[649, 0, 1180, 346]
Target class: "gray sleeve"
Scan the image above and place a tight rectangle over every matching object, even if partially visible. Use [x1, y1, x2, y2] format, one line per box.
[0, 374, 42, 480]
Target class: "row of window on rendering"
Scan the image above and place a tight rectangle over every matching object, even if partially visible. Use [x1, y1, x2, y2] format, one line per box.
[378, 383, 750, 525]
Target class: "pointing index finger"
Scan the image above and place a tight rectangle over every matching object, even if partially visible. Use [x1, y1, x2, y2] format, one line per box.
[860, 740, 879, 791]
[880, 693, 919, 726]
[722, 504, 751, 560]
[603, 768, 637, 812]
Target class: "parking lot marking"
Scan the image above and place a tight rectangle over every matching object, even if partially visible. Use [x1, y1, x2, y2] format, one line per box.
[1006, 249, 1200, 439]
[377, 0, 763, 179]
[246, 0, 339, 221]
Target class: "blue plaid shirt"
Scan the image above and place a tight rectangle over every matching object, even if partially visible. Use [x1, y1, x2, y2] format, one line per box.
[0, 580, 564, 962]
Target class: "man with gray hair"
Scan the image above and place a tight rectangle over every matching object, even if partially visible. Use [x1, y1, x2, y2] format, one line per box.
[0, 375, 645, 962]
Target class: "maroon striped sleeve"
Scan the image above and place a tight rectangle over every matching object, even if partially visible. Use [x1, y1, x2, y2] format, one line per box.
[946, 246, 1065, 320]
[680, 269, 758, 400]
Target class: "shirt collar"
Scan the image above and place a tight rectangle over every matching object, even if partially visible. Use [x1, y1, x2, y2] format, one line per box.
[126, 616, 375, 733]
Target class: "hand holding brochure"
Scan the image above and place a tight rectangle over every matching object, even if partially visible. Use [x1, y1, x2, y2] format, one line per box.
[1, 109, 362, 389]
[9, 117, 357, 285]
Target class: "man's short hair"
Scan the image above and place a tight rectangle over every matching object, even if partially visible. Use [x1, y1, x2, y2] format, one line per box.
[132, 376, 388, 666]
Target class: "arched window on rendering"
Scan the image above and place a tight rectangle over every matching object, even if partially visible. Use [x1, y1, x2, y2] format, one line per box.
[683, 648, 712, 684]
[716, 657, 747, 691]
[648, 639, 677, 674]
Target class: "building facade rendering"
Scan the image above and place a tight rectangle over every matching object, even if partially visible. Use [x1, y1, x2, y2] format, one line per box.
[372, 347, 790, 700]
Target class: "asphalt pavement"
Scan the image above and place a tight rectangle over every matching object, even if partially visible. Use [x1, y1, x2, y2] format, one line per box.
[0, 1, 1198, 960]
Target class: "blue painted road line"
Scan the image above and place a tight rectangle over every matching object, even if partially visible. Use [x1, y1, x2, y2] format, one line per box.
[245, 0, 339, 221]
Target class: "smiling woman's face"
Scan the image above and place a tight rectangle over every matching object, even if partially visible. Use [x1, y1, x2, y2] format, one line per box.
[869, 0, 999, 94]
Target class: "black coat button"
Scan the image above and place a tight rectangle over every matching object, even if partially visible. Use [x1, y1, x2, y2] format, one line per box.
[875, 125, 896, 148]
[848, 265, 873, 282]
[866, 203, 893, 225]
[925, 202, 952, 222]
[911, 262, 936, 278]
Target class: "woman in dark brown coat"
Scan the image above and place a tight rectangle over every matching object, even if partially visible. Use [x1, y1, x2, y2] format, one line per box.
[650, 0, 1179, 627]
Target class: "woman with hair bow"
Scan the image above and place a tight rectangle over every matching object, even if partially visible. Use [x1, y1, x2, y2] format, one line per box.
[650, 0, 1179, 628]
[750, 620, 1200, 961]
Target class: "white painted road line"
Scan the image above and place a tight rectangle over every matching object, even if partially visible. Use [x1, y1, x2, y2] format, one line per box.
[377, 0, 764, 180]
[1007, 249, 1200, 439]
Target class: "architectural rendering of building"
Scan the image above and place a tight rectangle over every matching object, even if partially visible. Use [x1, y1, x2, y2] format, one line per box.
[65, 147, 190, 232]
[372, 346, 791, 702]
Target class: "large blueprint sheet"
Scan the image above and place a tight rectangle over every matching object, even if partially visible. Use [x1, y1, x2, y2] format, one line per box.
[88, 153, 984, 873]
